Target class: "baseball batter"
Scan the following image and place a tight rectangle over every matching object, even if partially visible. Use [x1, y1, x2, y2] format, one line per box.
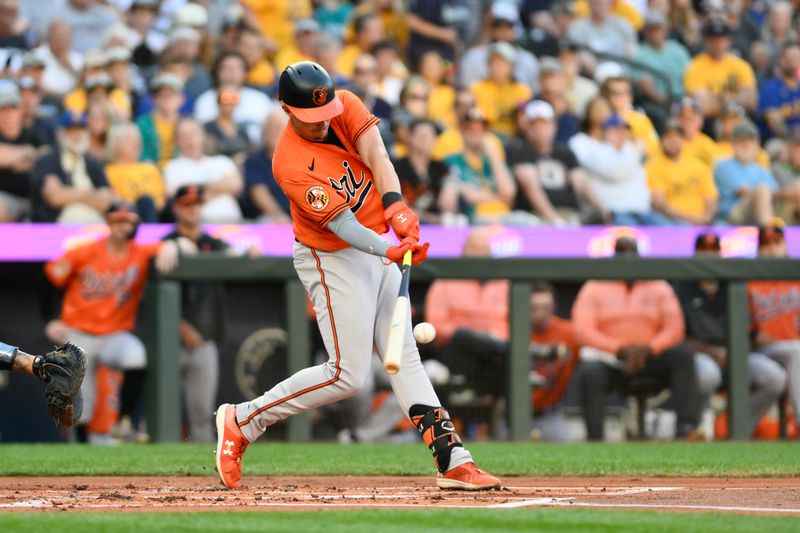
[215, 61, 501, 491]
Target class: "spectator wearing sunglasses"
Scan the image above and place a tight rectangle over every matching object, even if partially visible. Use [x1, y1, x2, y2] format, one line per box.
[204, 85, 251, 167]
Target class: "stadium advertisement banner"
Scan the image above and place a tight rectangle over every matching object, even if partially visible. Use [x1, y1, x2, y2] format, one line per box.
[1, 223, 797, 261]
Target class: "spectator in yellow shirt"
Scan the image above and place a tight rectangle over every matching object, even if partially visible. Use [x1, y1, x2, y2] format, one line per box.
[64, 52, 131, 121]
[273, 18, 319, 72]
[470, 42, 533, 138]
[237, 27, 276, 90]
[240, 0, 312, 53]
[601, 75, 659, 159]
[418, 49, 456, 130]
[336, 13, 385, 78]
[433, 88, 507, 162]
[713, 102, 771, 169]
[574, 0, 644, 31]
[675, 97, 719, 169]
[683, 20, 757, 119]
[646, 118, 718, 225]
[105, 122, 166, 222]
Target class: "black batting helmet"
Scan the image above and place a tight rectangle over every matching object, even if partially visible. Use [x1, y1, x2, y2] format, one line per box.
[279, 61, 343, 123]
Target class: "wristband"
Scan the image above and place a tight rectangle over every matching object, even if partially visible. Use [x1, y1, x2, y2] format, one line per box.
[381, 191, 402, 209]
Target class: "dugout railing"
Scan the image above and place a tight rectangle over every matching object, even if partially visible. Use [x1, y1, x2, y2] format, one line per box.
[144, 256, 800, 443]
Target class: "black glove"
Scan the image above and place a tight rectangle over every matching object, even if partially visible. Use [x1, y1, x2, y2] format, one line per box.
[33, 342, 87, 427]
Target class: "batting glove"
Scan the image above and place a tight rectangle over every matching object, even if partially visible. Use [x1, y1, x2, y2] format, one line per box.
[384, 202, 420, 242]
[386, 240, 413, 265]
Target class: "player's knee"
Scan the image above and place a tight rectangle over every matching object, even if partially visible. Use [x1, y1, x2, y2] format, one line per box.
[120, 339, 147, 369]
[578, 361, 608, 384]
[763, 366, 788, 397]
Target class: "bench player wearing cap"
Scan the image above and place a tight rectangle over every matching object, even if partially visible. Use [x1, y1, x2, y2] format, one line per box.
[215, 61, 501, 491]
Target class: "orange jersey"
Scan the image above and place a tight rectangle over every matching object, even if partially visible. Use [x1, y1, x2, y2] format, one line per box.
[273, 90, 386, 251]
[531, 316, 579, 414]
[45, 239, 162, 335]
[747, 280, 800, 341]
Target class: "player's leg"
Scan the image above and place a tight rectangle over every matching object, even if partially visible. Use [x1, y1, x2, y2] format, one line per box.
[748, 352, 787, 435]
[760, 341, 800, 419]
[181, 341, 219, 442]
[100, 332, 147, 438]
[373, 262, 500, 490]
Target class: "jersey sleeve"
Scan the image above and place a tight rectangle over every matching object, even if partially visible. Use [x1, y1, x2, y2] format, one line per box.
[282, 174, 350, 227]
[44, 244, 93, 288]
[335, 90, 380, 146]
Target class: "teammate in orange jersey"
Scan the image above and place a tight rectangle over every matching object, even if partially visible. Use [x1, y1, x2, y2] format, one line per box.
[747, 220, 800, 433]
[215, 61, 501, 491]
[44, 201, 194, 443]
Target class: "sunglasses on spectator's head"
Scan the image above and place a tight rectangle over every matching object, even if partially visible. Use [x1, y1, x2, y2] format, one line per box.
[218, 91, 240, 105]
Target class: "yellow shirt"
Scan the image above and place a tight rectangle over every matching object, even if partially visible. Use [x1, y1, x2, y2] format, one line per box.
[682, 132, 719, 169]
[470, 80, 532, 137]
[240, 0, 312, 51]
[622, 108, 660, 160]
[433, 128, 506, 162]
[428, 85, 456, 129]
[335, 44, 362, 78]
[574, 0, 644, 30]
[64, 88, 131, 119]
[105, 162, 166, 209]
[247, 60, 277, 87]
[273, 47, 312, 72]
[153, 114, 175, 170]
[684, 52, 756, 96]
[646, 152, 717, 217]
[714, 141, 771, 169]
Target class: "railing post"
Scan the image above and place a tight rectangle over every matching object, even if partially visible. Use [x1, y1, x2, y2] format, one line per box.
[285, 278, 311, 441]
[726, 281, 750, 440]
[509, 280, 532, 441]
[144, 280, 181, 442]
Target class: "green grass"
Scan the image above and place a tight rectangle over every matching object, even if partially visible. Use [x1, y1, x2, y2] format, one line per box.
[1, 509, 799, 533]
[0, 442, 799, 477]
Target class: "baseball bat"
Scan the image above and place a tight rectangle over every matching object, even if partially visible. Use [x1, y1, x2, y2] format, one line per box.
[383, 250, 413, 374]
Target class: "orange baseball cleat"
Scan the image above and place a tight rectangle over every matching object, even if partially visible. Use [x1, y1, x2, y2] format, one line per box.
[214, 404, 250, 489]
[436, 462, 502, 490]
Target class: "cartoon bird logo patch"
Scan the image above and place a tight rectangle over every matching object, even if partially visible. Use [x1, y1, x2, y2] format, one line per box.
[312, 86, 328, 106]
[305, 185, 330, 211]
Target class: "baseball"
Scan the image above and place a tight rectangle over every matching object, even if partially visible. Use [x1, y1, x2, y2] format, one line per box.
[413, 322, 436, 344]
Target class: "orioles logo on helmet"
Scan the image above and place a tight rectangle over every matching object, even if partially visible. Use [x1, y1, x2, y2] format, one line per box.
[311, 86, 328, 106]
[305, 185, 329, 211]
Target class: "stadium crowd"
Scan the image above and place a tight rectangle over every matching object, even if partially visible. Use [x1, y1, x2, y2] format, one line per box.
[2, 0, 798, 443]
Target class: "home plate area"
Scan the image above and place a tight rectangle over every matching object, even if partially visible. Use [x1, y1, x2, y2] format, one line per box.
[1, 477, 799, 515]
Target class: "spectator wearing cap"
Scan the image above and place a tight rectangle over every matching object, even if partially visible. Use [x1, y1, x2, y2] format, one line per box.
[572, 236, 700, 441]
[55, 0, 119, 54]
[393, 118, 457, 224]
[674, 96, 719, 170]
[631, 11, 691, 128]
[444, 108, 518, 224]
[162, 184, 233, 442]
[747, 220, 800, 430]
[19, 77, 57, 145]
[646, 119, 717, 225]
[242, 111, 290, 222]
[104, 122, 164, 222]
[64, 51, 131, 121]
[335, 13, 385, 78]
[771, 130, 800, 225]
[35, 19, 83, 97]
[161, 25, 212, 106]
[683, 20, 757, 119]
[459, 3, 540, 90]
[128, 0, 167, 69]
[569, 112, 659, 225]
[136, 73, 185, 169]
[507, 99, 607, 225]
[713, 102, 771, 169]
[203, 85, 252, 167]
[194, 51, 276, 145]
[535, 56, 580, 144]
[600, 76, 660, 160]
[714, 120, 778, 225]
[674, 231, 787, 438]
[273, 18, 319, 72]
[236, 26, 277, 92]
[0, 81, 48, 221]
[164, 117, 243, 223]
[105, 47, 137, 100]
[31, 111, 115, 223]
[565, 0, 637, 58]
[417, 50, 455, 130]
[470, 42, 533, 137]
[406, 0, 470, 70]
[759, 42, 800, 140]
[432, 88, 507, 162]
[554, 41, 598, 118]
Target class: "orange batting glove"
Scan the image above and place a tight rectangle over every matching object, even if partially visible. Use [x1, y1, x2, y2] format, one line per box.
[386, 240, 413, 265]
[384, 201, 420, 242]
[408, 240, 429, 265]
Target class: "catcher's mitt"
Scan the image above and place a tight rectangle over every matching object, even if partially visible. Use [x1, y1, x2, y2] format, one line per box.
[33, 342, 87, 427]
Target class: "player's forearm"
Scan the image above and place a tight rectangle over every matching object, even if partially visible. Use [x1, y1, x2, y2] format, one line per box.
[0, 342, 34, 374]
[327, 209, 392, 256]
[357, 128, 401, 197]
